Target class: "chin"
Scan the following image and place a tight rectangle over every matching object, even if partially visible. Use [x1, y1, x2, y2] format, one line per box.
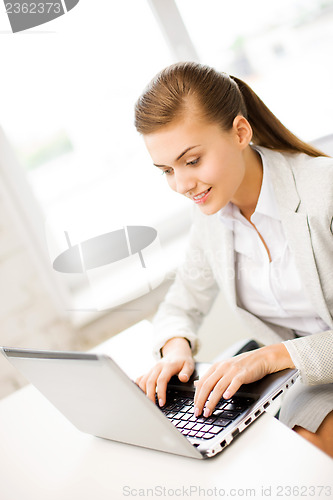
[198, 204, 221, 216]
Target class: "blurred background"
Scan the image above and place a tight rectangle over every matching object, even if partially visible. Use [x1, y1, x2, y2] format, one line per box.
[0, 0, 333, 397]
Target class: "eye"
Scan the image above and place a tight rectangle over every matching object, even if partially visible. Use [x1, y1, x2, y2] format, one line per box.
[186, 158, 200, 166]
[161, 168, 173, 175]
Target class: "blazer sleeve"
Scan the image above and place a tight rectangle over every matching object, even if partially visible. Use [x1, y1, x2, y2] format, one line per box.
[283, 330, 333, 385]
[152, 213, 219, 359]
[282, 155, 333, 385]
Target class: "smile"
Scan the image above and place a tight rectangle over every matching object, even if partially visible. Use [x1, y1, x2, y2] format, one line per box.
[193, 188, 211, 204]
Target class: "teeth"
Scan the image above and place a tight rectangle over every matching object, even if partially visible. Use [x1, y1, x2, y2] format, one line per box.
[194, 189, 209, 200]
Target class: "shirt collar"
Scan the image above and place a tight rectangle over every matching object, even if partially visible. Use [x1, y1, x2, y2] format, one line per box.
[219, 146, 280, 229]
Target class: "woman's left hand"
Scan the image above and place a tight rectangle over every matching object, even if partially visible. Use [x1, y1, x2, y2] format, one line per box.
[194, 343, 294, 417]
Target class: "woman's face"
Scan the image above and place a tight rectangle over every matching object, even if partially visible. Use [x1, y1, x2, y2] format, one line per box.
[144, 111, 254, 216]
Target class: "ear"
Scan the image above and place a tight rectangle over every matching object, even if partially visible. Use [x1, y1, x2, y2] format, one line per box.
[232, 115, 253, 149]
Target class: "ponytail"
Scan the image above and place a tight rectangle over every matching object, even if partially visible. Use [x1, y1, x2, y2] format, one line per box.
[231, 76, 328, 158]
[135, 62, 328, 158]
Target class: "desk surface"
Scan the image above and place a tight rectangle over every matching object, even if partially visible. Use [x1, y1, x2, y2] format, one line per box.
[0, 321, 332, 500]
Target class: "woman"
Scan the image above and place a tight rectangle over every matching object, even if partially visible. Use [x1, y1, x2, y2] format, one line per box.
[134, 62, 333, 457]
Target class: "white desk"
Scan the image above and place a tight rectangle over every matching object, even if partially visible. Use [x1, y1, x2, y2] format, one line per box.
[0, 321, 332, 500]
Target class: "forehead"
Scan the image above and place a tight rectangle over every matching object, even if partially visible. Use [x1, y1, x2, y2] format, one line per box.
[143, 114, 220, 163]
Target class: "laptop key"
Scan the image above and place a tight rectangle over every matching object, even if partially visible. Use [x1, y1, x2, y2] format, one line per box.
[184, 422, 196, 430]
[215, 401, 227, 409]
[174, 412, 184, 420]
[201, 424, 213, 433]
[220, 411, 240, 420]
[166, 412, 177, 419]
[192, 423, 204, 431]
[209, 425, 223, 434]
[224, 402, 249, 411]
[181, 405, 193, 413]
[176, 420, 186, 428]
[212, 409, 225, 417]
[202, 433, 215, 440]
[214, 418, 232, 427]
[205, 416, 217, 424]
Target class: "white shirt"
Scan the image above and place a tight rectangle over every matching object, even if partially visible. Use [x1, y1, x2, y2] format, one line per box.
[219, 148, 330, 337]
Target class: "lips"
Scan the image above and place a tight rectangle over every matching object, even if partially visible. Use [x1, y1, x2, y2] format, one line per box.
[192, 187, 212, 204]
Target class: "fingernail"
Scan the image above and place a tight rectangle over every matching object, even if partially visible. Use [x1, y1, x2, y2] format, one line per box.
[204, 407, 211, 418]
[223, 391, 231, 399]
[194, 407, 200, 417]
[159, 399, 164, 407]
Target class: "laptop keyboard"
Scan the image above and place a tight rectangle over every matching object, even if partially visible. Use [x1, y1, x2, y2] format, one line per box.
[157, 390, 255, 441]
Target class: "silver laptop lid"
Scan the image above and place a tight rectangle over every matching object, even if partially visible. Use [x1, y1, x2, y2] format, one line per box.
[1, 347, 202, 459]
[1, 347, 298, 459]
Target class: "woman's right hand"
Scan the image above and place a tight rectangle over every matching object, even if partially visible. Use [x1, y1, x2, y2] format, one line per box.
[135, 337, 195, 407]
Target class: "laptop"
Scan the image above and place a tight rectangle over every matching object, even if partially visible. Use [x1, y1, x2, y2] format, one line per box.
[0, 346, 298, 460]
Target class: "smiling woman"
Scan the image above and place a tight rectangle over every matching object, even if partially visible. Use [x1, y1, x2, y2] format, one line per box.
[134, 61, 333, 458]
[143, 115, 261, 217]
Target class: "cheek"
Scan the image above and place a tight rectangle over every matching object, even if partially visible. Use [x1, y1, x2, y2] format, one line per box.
[203, 162, 225, 185]
[208, 155, 243, 188]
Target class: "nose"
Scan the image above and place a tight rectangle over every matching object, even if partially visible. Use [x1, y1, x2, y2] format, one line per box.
[173, 169, 196, 196]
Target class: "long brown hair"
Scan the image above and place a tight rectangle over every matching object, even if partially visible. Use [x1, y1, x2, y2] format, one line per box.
[135, 62, 327, 158]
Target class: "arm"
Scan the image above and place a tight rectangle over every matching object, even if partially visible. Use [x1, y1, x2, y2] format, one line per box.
[194, 343, 295, 417]
[283, 330, 333, 385]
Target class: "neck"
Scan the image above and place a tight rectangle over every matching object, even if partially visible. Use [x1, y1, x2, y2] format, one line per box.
[231, 146, 263, 221]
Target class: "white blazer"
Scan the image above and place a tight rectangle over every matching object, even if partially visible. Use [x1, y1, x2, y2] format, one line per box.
[152, 147, 333, 386]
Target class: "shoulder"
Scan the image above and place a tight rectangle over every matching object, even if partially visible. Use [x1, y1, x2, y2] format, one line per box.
[258, 146, 333, 214]
[287, 153, 333, 213]
[257, 145, 333, 177]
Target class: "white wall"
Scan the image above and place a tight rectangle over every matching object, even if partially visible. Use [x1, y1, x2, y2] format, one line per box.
[0, 187, 77, 398]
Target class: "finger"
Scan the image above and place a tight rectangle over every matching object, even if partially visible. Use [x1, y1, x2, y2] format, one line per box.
[146, 367, 162, 403]
[194, 363, 225, 405]
[203, 377, 231, 417]
[222, 374, 243, 400]
[156, 370, 172, 407]
[194, 364, 218, 392]
[178, 359, 195, 383]
[136, 373, 148, 393]
[194, 373, 222, 416]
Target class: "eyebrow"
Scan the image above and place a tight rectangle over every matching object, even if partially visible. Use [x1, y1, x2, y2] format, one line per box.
[154, 145, 200, 168]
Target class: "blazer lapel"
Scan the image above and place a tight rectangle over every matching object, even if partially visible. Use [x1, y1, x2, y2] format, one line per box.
[264, 148, 333, 327]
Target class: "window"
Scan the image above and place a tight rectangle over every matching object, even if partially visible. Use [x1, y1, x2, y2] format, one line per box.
[0, 0, 191, 314]
[175, 0, 333, 140]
